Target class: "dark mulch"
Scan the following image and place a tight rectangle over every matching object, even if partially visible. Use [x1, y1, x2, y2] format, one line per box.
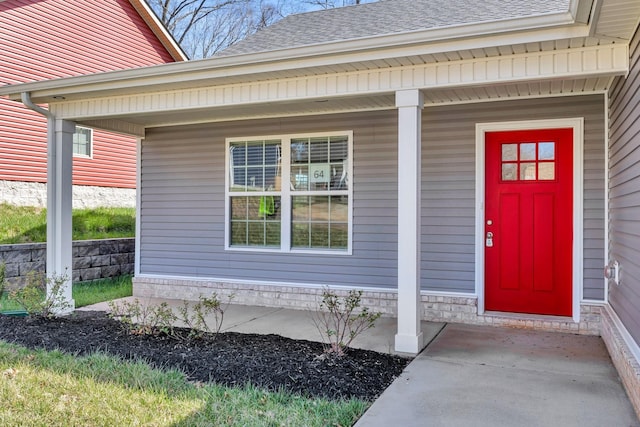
[0, 311, 410, 401]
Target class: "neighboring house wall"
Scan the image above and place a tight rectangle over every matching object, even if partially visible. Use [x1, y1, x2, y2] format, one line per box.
[422, 95, 606, 299]
[0, 0, 177, 201]
[139, 95, 605, 299]
[608, 24, 640, 344]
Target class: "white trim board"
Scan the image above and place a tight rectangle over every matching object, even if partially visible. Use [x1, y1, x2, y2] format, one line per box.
[475, 118, 584, 323]
[134, 137, 142, 276]
[606, 304, 640, 365]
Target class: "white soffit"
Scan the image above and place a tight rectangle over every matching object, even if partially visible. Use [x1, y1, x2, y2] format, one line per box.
[594, 0, 640, 40]
[425, 77, 614, 105]
[75, 76, 612, 130]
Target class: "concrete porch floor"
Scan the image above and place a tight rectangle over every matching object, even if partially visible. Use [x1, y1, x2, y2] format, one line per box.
[80, 298, 640, 426]
[79, 296, 445, 354]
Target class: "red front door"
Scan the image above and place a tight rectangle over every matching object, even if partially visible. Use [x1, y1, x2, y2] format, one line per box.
[485, 128, 573, 316]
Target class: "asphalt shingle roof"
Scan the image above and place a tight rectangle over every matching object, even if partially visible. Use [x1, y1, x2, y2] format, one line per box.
[220, 0, 570, 56]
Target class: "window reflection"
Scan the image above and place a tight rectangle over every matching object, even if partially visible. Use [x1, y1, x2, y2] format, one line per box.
[539, 142, 555, 160]
[291, 195, 348, 249]
[520, 143, 536, 161]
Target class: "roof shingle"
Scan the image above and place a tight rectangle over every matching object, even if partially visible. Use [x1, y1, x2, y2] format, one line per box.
[220, 0, 571, 56]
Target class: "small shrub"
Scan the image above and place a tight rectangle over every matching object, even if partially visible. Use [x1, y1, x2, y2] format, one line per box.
[109, 294, 234, 339]
[108, 298, 177, 336]
[9, 271, 72, 317]
[176, 293, 234, 339]
[312, 288, 381, 357]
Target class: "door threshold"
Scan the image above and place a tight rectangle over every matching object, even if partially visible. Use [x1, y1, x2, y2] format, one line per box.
[483, 311, 575, 323]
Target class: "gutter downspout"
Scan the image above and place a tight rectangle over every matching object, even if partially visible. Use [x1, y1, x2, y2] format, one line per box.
[21, 92, 56, 253]
[20, 92, 74, 314]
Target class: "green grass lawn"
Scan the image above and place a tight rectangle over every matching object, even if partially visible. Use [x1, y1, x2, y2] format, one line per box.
[1, 276, 133, 312]
[0, 203, 135, 244]
[0, 342, 367, 426]
[73, 275, 133, 308]
[0, 277, 369, 425]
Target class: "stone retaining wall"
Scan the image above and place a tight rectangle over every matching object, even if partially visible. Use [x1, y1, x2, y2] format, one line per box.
[0, 238, 134, 286]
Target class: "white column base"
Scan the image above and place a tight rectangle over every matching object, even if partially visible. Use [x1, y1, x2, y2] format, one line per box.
[395, 332, 425, 355]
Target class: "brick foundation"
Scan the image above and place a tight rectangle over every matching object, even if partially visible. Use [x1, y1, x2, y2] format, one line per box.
[133, 277, 399, 316]
[133, 276, 601, 335]
[600, 306, 640, 420]
[421, 294, 602, 335]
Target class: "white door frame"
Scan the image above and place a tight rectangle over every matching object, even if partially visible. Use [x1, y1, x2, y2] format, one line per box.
[475, 118, 584, 323]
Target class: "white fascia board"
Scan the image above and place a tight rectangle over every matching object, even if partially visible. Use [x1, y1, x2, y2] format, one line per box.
[0, 16, 590, 103]
[128, 0, 188, 61]
[48, 43, 628, 123]
[570, 0, 596, 24]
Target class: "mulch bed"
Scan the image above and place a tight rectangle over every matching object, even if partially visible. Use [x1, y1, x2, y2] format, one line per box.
[0, 311, 410, 401]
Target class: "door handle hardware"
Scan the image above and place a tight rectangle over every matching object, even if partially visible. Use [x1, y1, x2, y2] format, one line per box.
[486, 231, 494, 248]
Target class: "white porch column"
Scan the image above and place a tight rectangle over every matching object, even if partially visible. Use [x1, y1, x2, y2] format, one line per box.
[47, 118, 75, 313]
[395, 89, 424, 354]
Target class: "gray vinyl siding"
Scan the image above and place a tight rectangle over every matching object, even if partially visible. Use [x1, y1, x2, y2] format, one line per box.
[421, 95, 606, 297]
[140, 96, 605, 297]
[140, 111, 400, 289]
[608, 25, 640, 343]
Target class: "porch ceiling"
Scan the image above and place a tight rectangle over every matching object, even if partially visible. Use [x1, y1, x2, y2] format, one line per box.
[76, 74, 614, 132]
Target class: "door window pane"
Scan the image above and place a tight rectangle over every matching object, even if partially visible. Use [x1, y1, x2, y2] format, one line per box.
[502, 144, 517, 161]
[520, 163, 536, 180]
[502, 163, 517, 181]
[538, 142, 555, 160]
[500, 141, 558, 182]
[538, 163, 555, 180]
[520, 143, 536, 161]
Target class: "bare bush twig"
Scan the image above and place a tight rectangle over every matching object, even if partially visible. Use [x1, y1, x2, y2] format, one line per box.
[9, 271, 72, 317]
[108, 299, 177, 336]
[312, 288, 381, 357]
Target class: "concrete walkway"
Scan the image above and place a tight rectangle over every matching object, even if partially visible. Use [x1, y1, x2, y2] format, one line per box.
[356, 322, 640, 427]
[81, 298, 639, 426]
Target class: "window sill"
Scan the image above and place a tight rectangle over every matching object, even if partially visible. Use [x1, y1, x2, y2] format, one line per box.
[225, 246, 352, 256]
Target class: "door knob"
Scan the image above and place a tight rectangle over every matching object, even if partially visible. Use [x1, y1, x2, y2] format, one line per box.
[486, 231, 494, 247]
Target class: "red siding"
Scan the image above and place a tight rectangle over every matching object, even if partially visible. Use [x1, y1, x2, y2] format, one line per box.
[0, 0, 177, 188]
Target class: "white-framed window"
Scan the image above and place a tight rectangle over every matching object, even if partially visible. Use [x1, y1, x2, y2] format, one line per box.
[225, 131, 353, 254]
[73, 126, 92, 158]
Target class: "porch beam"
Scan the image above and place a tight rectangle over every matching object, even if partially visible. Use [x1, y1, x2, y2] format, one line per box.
[395, 89, 424, 354]
[47, 118, 75, 314]
[47, 43, 628, 122]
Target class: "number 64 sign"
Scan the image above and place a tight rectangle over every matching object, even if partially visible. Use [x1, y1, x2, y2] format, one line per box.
[309, 163, 331, 183]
